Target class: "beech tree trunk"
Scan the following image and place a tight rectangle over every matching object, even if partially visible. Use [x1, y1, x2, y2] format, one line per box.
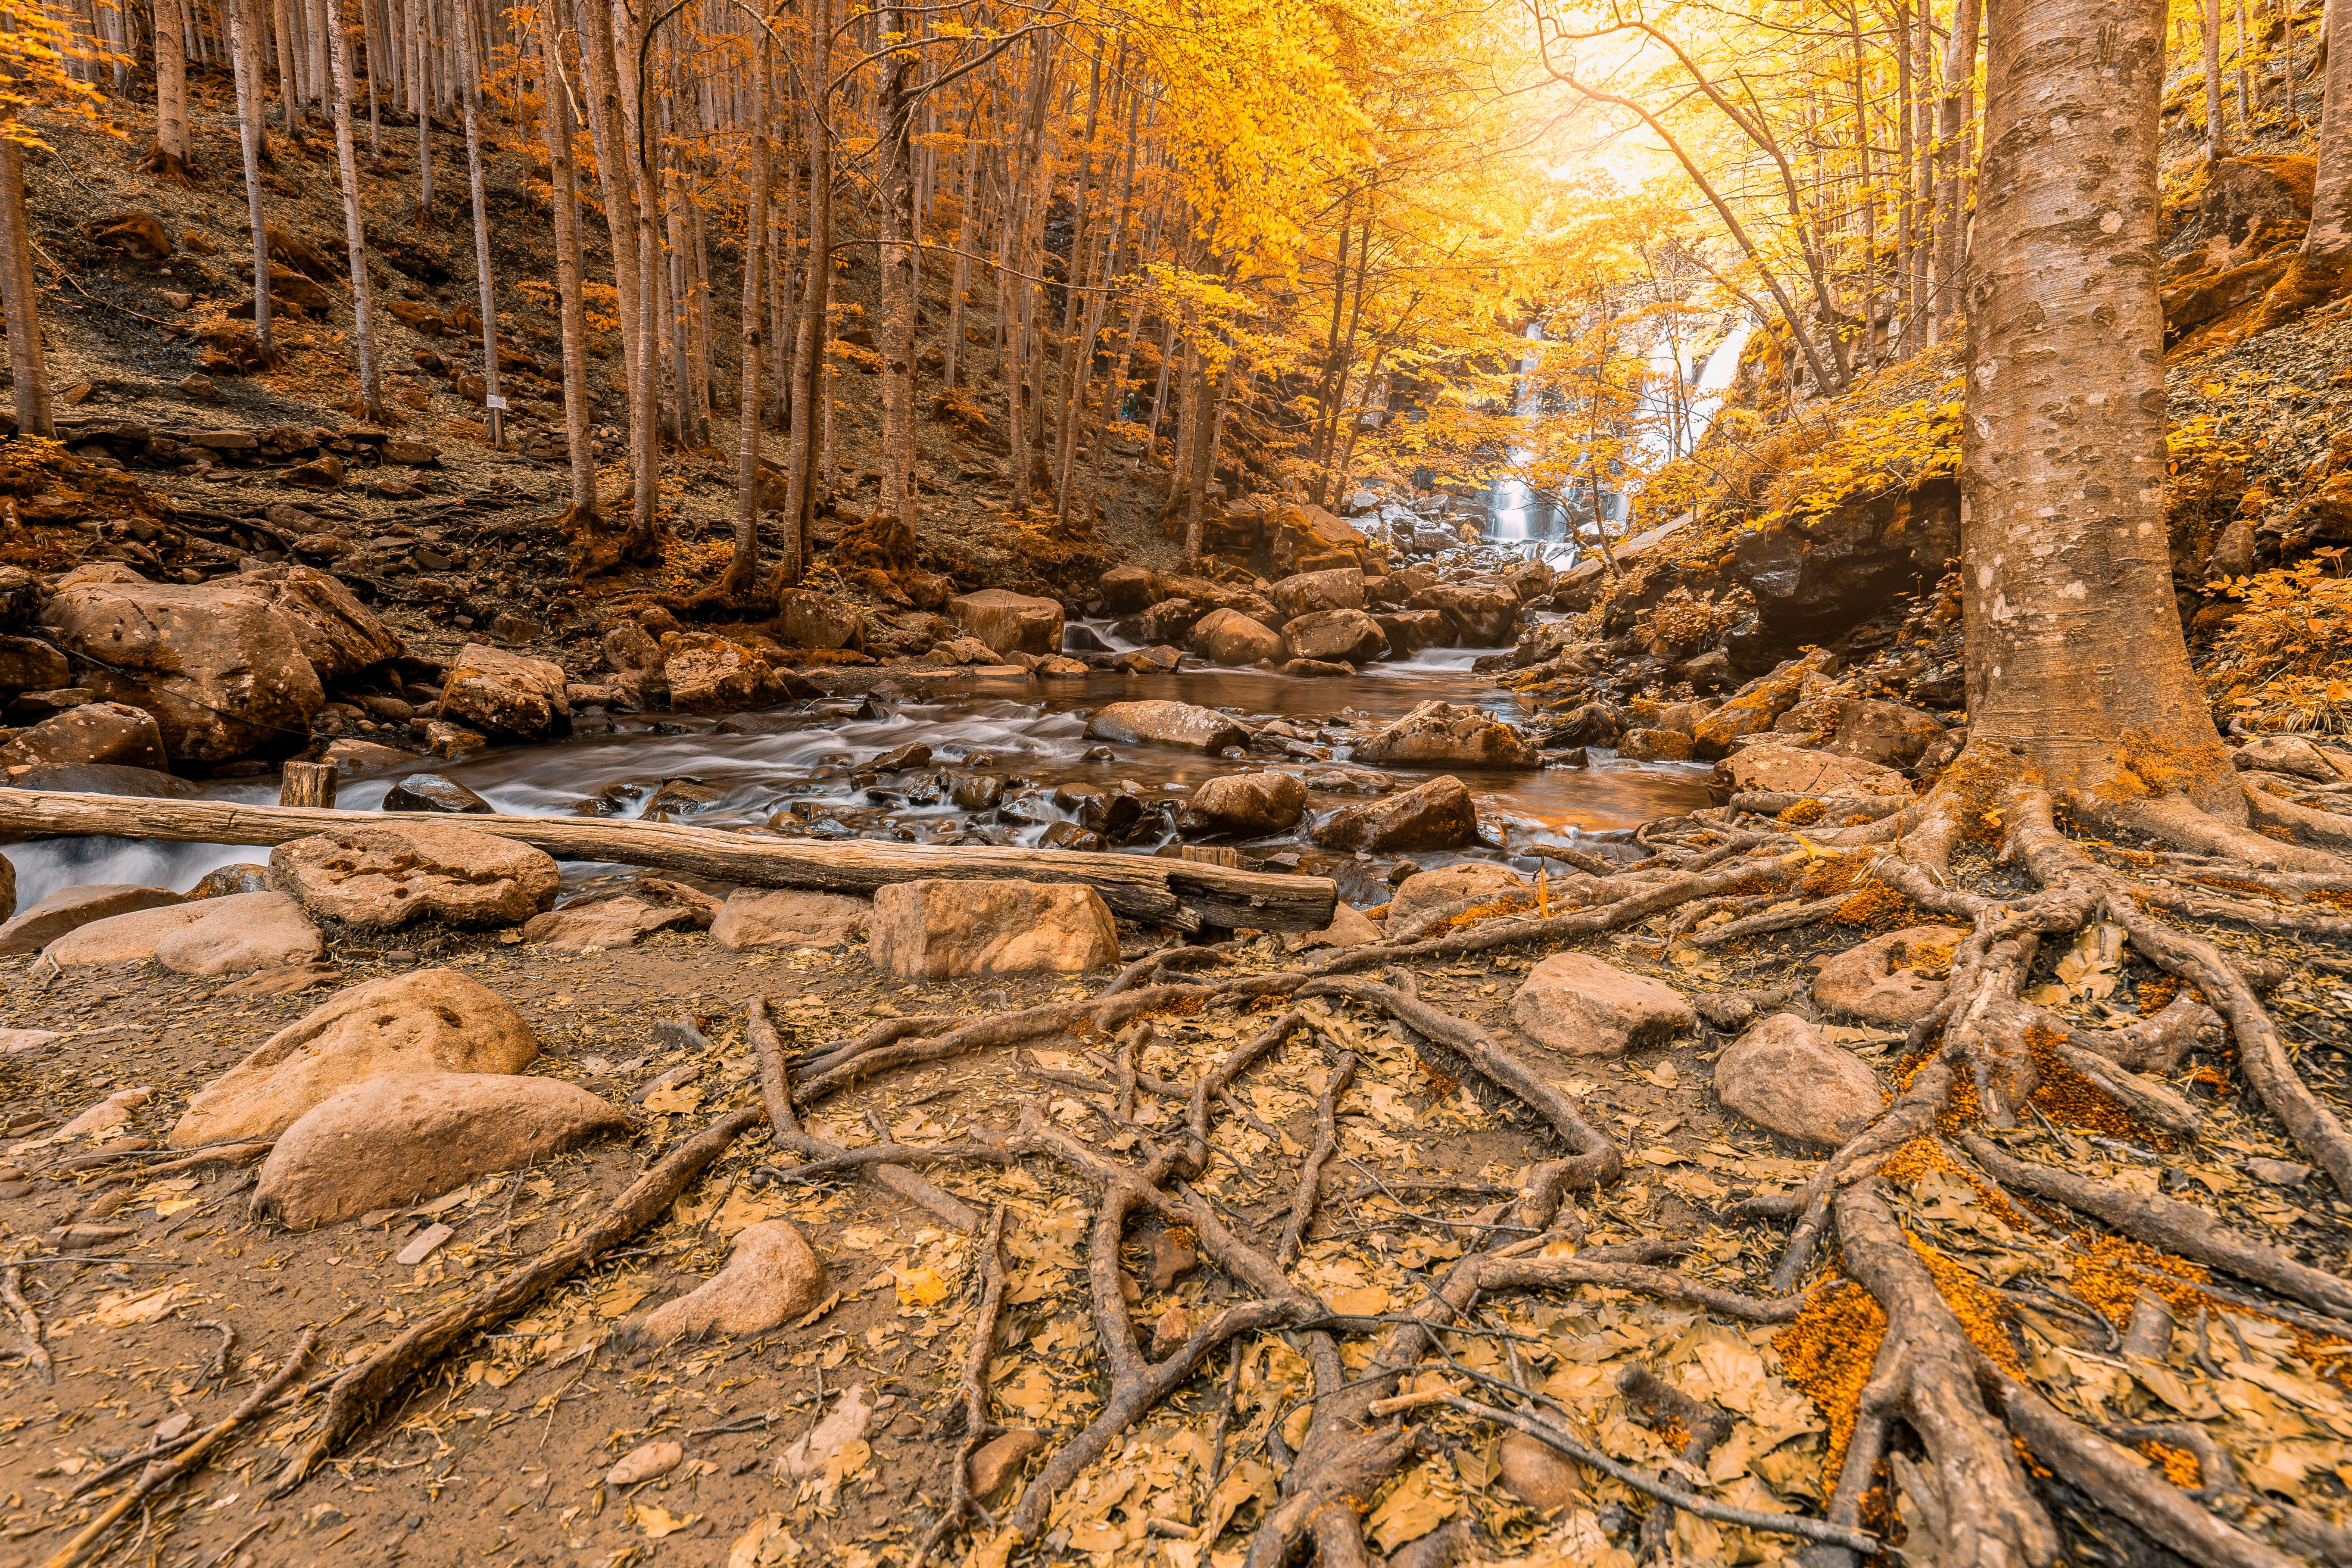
[774, 0, 834, 590]
[324, 0, 382, 418]
[2305, 0, 2348, 264]
[150, 0, 193, 176]
[538, 15, 595, 521]
[874, 0, 920, 535]
[0, 138, 53, 438]
[1962, 0, 2240, 815]
[232, 0, 275, 364]
[1934, 0, 1980, 334]
[724, 34, 770, 598]
[574, 0, 643, 522]
[2203, 0, 2227, 159]
[2243, 0, 2349, 329]
[456, 0, 504, 447]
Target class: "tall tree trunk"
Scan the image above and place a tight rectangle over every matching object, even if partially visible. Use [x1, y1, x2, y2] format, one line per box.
[2234, 0, 2254, 129]
[774, 0, 833, 591]
[724, 34, 771, 599]
[456, 0, 504, 447]
[233, 0, 276, 365]
[1892, 0, 1916, 355]
[2203, 0, 2227, 159]
[325, 0, 382, 418]
[2243, 0, 2350, 329]
[362, 0, 380, 157]
[413, 0, 434, 214]
[538, 13, 595, 522]
[1963, 0, 2239, 816]
[874, 0, 920, 534]
[941, 111, 977, 389]
[275, 0, 302, 130]
[574, 0, 641, 526]
[0, 139, 53, 438]
[147, 0, 193, 177]
[608, 0, 663, 559]
[1934, 0, 1981, 334]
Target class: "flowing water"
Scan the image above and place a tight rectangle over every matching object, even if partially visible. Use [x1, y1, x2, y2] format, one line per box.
[4, 635, 1710, 913]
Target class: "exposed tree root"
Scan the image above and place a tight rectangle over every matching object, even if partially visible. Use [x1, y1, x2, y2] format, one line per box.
[911, 1206, 1009, 1568]
[270, 1107, 765, 1494]
[1960, 1133, 2352, 1317]
[46, 1329, 316, 1568]
[749, 998, 979, 1231]
[662, 759, 2352, 1566]
[1278, 1050, 1355, 1266]
[1617, 1362, 1733, 1559]
[3, 1264, 53, 1385]
[1983, 1365, 2306, 1568]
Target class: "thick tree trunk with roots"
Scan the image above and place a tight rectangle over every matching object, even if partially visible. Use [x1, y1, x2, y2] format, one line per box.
[1959, 0, 2256, 839]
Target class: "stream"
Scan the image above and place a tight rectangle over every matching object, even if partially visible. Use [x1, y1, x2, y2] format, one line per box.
[3, 633, 1711, 914]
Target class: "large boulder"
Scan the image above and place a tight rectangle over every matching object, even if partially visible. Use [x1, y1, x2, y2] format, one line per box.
[1509, 952, 1694, 1056]
[1100, 565, 1156, 613]
[774, 591, 867, 651]
[603, 622, 668, 706]
[0, 883, 181, 955]
[268, 823, 561, 928]
[382, 773, 493, 813]
[1271, 568, 1365, 619]
[43, 890, 321, 975]
[1281, 609, 1387, 666]
[1812, 926, 1968, 1026]
[641, 1220, 829, 1342]
[1716, 744, 1911, 800]
[1691, 658, 1819, 754]
[661, 632, 801, 712]
[710, 889, 870, 950]
[1188, 608, 1285, 667]
[1414, 583, 1519, 645]
[1311, 774, 1478, 852]
[1180, 772, 1306, 835]
[1354, 701, 1538, 770]
[234, 564, 402, 680]
[1373, 609, 1450, 659]
[252, 1072, 629, 1228]
[1388, 863, 1525, 923]
[1715, 1013, 1883, 1145]
[1086, 701, 1248, 754]
[168, 967, 538, 1145]
[948, 589, 1064, 657]
[37, 576, 325, 760]
[438, 643, 569, 740]
[0, 702, 168, 773]
[521, 897, 700, 951]
[0, 634, 70, 692]
[1773, 696, 1944, 769]
[1269, 504, 1369, 576]
[867, 879, 1118, 979]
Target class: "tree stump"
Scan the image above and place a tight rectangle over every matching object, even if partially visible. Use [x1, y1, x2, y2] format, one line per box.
[278, 761, 339, 808]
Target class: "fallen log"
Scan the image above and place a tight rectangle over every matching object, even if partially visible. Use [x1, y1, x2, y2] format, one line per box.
[0, 789, 1336, 932]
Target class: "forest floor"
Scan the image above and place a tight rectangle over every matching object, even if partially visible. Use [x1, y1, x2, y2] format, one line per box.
[3, 826, 2350, 1567]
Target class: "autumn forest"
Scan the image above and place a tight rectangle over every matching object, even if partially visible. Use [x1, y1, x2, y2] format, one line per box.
[0, 0, 2350, 1566]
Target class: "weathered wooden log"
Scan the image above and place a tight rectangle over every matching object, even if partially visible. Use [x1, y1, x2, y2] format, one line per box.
[0, 789, 1335, 932]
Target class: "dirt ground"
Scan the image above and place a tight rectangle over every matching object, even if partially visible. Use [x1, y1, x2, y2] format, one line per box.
[0, 898, 1843, 1568]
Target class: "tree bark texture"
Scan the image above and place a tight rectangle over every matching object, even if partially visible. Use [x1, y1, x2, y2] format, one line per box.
[1963, 0, 2240, 814]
